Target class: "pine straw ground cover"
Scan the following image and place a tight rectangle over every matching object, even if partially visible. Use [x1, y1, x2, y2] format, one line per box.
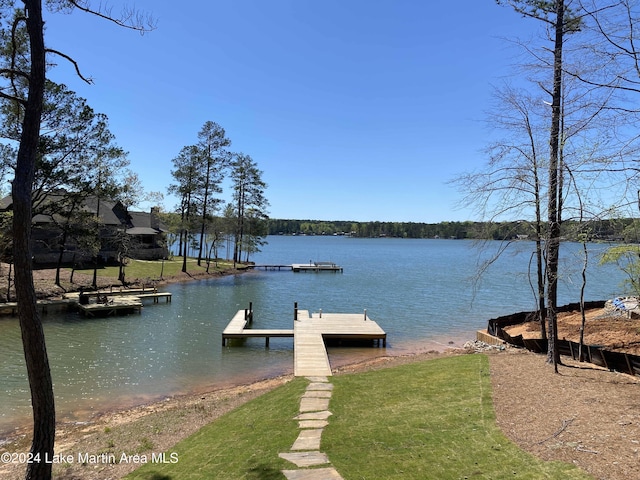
[489, 349, 640, 480]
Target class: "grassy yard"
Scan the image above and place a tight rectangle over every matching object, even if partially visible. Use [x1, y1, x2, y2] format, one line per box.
[73, 258, 239, 283]
[126, 355, 592, 480]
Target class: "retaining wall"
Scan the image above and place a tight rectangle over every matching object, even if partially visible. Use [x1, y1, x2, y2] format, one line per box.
[486, 301, 640, 378]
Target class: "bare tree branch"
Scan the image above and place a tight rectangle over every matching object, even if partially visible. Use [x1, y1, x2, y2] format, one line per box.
[60, 0, 157, 34]
[45, 48, 93, 84]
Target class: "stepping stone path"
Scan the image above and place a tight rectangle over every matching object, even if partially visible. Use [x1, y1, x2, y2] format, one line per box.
[280, 376, 344, 479]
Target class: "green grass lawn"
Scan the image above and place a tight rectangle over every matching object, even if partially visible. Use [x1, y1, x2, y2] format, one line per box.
[126, 355, 592, 480]
[73, 258, 238, 283]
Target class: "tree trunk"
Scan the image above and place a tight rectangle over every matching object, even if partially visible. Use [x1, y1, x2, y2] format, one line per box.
[54, 229, 69, 288]
[6, 262, 12, 302]
[182, 228, 188, 273]
[92, 197, 101, 290]
[546, 0, 565, 372]
[535, 237, 546, 339]
[233, 187, 244, 264]
[13, 1, 56, 478]
[578, 239, 588, 361]
[197, 156, 211, 267]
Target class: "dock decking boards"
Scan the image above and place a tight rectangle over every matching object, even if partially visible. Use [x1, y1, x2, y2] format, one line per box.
[222, 308, 386, 377]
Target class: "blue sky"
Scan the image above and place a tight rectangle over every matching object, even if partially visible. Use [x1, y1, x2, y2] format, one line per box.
[42, 1, 539, 222]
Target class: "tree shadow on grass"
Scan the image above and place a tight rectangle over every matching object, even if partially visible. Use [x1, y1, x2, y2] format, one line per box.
[247, 463, 284, 479]
[131, 473, 172, 480]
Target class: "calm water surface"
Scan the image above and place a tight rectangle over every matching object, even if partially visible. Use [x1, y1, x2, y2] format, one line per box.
[0, 237, 624, 434]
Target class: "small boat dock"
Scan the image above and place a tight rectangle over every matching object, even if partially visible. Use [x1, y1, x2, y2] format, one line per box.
[222, 304, 386, 377]
[76, 295, 144, 317]
[64, 287, 172, 317]
[250, 261, 343, 273]
[292, 262, 343, 273]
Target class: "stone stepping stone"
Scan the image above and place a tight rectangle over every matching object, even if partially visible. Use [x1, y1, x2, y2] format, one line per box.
[302, 390, 333, 399]
[307, 382, 334, 391]
[291, 428, 323, 450]
[300, 397, 330, 413]
[282, 467, 344, 480]
[295, 410, 332, 421]
[305, 376, 329, 383]
[279, 451, 329, 467]
[299, 419, 328, 429]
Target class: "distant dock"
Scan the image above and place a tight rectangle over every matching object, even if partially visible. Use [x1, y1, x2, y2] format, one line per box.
[250, 261, 343, 273]
[222, 303, 386, 377]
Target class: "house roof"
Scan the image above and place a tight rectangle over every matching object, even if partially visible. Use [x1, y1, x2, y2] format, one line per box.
[129, 210, 168, 233]
[129, 211, 151, 228]
[0, 195, 12, 210]
[81, 198, 122, 226]
[0, 194, 166, 234]
[126, 227, 159, 235]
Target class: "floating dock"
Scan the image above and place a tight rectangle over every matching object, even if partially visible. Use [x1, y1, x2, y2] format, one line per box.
[222, 305, 386, 377]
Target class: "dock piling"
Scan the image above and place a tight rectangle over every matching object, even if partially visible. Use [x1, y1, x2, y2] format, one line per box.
[294, 302, 298, 321]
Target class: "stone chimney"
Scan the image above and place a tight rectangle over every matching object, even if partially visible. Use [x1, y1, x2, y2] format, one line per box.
[150, 207, 160, 230]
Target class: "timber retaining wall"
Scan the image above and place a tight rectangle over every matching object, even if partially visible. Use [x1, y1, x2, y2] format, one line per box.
[486, 301, 640, 378]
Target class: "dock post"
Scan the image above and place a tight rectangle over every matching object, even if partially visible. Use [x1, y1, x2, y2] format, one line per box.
[364, 309, 367, 321]
[249, 302, 253, 323]
[294, 302, 298, 321]
[319, 308, 322, 318]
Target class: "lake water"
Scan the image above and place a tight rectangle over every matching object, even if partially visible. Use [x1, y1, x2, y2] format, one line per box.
[0, 236, 624, 435]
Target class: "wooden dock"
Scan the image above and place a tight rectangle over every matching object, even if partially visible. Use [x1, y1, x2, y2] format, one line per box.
[292, 262, 343, 273]
[76, 295, 143, 317]
[294, 310, 386, 376]
[222, 306, 386, 377]
[137, 292, 172, 303]
[61, 287, 171, 317]
[222, 308, 294, 347]
[0, 298, 75, 316]
[250, 264, 292, 271]
[249, 262, 343, 273]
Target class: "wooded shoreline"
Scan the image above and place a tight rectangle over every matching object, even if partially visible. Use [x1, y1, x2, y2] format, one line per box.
[268, 217, 640, 241]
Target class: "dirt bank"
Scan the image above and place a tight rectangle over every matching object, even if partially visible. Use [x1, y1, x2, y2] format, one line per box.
[505, 307, 640, 355]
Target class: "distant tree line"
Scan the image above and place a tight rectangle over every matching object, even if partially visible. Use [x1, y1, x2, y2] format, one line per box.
[268, 218, 640, 242]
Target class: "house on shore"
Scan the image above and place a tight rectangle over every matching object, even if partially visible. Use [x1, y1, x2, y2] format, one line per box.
[0, 194, 168, 266]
